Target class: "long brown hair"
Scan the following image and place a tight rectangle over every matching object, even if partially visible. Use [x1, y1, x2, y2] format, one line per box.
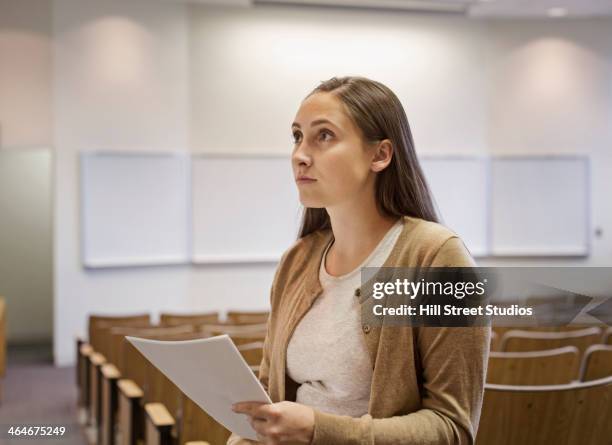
[298, 76, 438, 238]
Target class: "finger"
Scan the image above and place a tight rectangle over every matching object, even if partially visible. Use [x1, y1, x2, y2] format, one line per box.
[249, 417, 268, 435]
[232, 401, 267, 415]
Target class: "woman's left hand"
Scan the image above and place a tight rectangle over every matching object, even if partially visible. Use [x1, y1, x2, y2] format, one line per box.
[232, 400, 315, 445]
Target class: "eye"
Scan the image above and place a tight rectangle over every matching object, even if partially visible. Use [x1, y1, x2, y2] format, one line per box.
[318, 129, 334, 142]
[292, 130, 302, 144]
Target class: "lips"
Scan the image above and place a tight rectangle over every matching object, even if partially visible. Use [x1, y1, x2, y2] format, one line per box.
[296, 176, 316, 183]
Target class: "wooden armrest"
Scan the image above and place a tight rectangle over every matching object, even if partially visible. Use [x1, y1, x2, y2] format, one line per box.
[80, 343, 93, 356]
[90, 352, 106, 366]
[117, 379, 143, 399]
[145, 403, 175, 427]
[101, 363, 120, 379]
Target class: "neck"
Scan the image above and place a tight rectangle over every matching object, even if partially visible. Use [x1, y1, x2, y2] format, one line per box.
[325, 187, 399, 272]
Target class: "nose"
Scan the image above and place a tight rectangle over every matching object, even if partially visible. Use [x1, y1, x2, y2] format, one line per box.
[292, 141, 312, 169]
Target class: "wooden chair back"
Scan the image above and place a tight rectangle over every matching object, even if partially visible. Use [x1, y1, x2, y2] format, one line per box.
[160, 312, 219, 327]
[237, 342, 264, 367]
[143, 331, 211, 420]
[580, 345, 612, 382]
[119, 325, 196, 387]
[490, 330, 500, 352]
[604, 327, 612, 345]
[226, 310, 269, 325]
[200, 323, 267, 337]
[487, 346, 580, 385]
[501, 327, 602, 354]
[180, 396, 231, 445]
[476, 376, 612, 445]
[88, 314, 150, 352]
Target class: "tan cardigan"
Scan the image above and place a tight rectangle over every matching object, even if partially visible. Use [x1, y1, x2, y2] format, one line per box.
[228, 216, 490, 445]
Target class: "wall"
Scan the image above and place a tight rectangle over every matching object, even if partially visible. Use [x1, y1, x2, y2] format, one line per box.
[189, 5, 489, 155]
[0, 149, 53, 343]
[0, 0, 53, 344]
[4, 0, 602, 365]
[0, 0, 53, 147]
[52, 0, 191, 366]
[481, 18, 612, 268]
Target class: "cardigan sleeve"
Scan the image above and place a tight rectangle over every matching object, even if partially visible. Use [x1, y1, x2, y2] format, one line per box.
[310, 236, 490, 445]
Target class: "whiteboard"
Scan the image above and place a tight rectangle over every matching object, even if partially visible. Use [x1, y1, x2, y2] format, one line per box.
[192, 155, 301, 263]
[490, 156, 589, 256]
[81, 152, 191, 268]
[420, 157, 489, 257]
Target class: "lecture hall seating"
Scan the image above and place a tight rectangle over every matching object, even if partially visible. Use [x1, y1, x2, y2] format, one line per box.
[476, 375, 612, 445]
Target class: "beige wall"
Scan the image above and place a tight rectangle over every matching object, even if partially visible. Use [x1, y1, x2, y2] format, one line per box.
[0, 0, 53, 148]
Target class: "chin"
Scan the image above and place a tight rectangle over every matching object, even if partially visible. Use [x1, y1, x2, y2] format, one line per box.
[298, 193, 325, 209]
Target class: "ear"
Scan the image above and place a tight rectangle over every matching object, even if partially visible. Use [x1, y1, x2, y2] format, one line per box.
[371, 139, 393, 173]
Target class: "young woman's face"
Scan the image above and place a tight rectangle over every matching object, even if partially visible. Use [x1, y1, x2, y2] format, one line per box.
[291, 92, 376, 209]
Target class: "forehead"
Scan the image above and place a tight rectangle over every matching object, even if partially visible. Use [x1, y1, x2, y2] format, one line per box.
[293, 92, 351, 128]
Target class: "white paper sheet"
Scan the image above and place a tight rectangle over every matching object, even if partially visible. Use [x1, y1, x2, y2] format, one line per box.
[126, 334, 271, 441]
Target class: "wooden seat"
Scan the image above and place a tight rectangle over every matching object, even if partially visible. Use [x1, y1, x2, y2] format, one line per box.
[226, 310, 269, 325]
[476, 375, 612, 445]
[487, 346, 580, 385]
[580, 345, 612, 382]
[500, 326, 602, 354]
[159, 312, 219, 327]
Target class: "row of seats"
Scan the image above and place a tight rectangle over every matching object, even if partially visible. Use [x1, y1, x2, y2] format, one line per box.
[77, 315, 612, 445]
[479, 324, 612, 444]
[488, 325, 612, 385]
[76, 311, 269, 445]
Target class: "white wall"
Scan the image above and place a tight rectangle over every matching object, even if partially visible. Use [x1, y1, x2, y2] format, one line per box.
[481, 18, 612, 267]
[189, 5, 489, 155]
[52, 0, 278, 367]
[0, 0, 53, 147]
[44, 1, 612, 365]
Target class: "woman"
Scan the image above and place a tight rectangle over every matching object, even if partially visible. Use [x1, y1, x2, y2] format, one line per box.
[230, 76, 490, 445]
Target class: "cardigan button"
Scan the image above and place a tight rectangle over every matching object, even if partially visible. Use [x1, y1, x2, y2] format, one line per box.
[362, 324, 371, 334]
[354, 288, 361, 297]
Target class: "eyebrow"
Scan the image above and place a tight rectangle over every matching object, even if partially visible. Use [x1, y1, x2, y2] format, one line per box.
[292, 119, 338, 129]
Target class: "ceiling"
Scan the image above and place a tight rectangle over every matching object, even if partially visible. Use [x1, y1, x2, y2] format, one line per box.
[180, 0, 612, 18]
